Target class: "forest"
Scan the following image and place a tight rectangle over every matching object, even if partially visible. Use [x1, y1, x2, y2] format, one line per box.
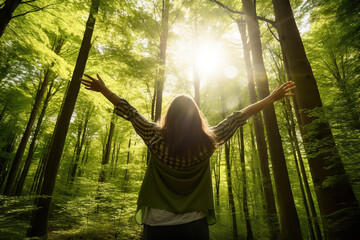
[0, 0, 359, 239]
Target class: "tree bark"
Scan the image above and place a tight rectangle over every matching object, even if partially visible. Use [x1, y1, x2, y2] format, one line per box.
[221, 96, 239, 239]
[241, 0, 302, 239]
[286, 98, 323, 240]
[4, 69, 51, 196]
[123, 137, 132, 193]
[272, 0, 360, 238]
[238, 127, 254, 240]
[0, 0, 22, 38]
[154, 0, 170, 121]
[4, 36, 64, 196]
[237, 20, 280, 239]
[69, 107, 91, 184]
[193, 12, 200, 106]
[99, 113, 115, 183]
[14, 79, 55, 196]
[283, 99, 316, 240]
[224, 141, 239, 240]
[26, 0, 100, 237]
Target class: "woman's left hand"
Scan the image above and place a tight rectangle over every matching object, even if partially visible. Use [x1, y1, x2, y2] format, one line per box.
[269, 81, 296, 102]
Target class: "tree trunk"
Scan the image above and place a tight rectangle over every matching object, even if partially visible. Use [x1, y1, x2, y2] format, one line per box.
[283, 99, 316, 240]
[14, 79, 55, 196]
[30, 135, 51, 196]
[0, 126, 17, 188]
[113, 141, 121, 176]
[241, 0, 302, 239]
[286, 98, 323, 240]
[221, 96, 239, 239]
[0, 0, 22, 38]
[69, 107, 91, 184]
[224, 141, 239, 240]
[211, 151, 221, 215]
[238, 127, 254, 240]
[4, 69, 51, 196]
[99, 113, 115, 183]
[272, 0, 360, 238]
[26, 0, 100, 237]
[4, 36, 65, 196]
[154, 0, 170, 121]
[0, 103, 6, 123]
[193, 13, 200, 106]
[123, 137, 132, 193]
[236, 20, 280, 239]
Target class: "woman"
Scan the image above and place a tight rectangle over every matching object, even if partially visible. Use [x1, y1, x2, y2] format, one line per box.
[80, 74, 295, 240]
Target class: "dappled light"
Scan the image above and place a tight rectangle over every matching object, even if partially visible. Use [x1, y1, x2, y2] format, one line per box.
[1, 0, 359, 239]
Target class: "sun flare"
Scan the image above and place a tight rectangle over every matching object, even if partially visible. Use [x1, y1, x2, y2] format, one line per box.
[195, 43, 223, 76]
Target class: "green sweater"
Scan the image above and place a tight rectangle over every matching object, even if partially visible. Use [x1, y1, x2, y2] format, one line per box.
[114, 98, 247, 225]
[136, 152, 216, 224]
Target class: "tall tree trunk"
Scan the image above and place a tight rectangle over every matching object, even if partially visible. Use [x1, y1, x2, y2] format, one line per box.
[154, 0, 170, 121]
[0, 0, 22, 38]
[286, 98, 323, 240]
[237, 20, 280, 239]
[221, 96, 239, 239]
[272, 0, 360, 238]
[0, 103, 7, 123]
[26, 0, 100, 237]
[215, 151, 221, 212]
[123, 137, 132, 193]
[69, 107, 91, 184]
[0, 126, 17, 188]
[29, 152, 44, 195]
[78, 139, 91, 177]
[193, 11, 200, 106]
[211, 151, 221, 215]
[224, 141, 239, 240]
[283, 100, 316, 240]
[238, 127, 254, 240]
[14, 79, 55, 196]
[112, 141, 121, 176]
[4, 36, 64, 196]
[99, 113, 115, 183]
[241, 0, 302, 239]
[30, 135, 51, 196]
[4, 69, 51, 196]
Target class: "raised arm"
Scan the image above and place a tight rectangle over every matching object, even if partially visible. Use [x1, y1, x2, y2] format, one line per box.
[80, 73, 121, 106]
[241, 81, 295, 119]
[80, 74, 157, 145]
[211, 81, 295, 145]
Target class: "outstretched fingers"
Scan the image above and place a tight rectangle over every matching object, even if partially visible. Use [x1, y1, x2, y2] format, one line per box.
[83, 73, 97, 81]
[96, 74, 105, 84]
[80, 78, 92, 85]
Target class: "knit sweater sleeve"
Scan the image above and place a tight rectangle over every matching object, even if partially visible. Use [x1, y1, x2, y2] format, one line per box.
[211, 111, 247, 146]
[114, 98, 157, 145]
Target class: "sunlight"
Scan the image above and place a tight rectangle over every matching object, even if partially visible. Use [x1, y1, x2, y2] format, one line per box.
[224, 65, 238, 79]
[195, 43, 223, 77]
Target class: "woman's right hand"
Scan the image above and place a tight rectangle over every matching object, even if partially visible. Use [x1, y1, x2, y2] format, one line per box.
[269, 81, 296, 102]
[80, 74, 106, 92]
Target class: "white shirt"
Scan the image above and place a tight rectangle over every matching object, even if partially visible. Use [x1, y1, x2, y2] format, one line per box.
[143, 207, 208, 226]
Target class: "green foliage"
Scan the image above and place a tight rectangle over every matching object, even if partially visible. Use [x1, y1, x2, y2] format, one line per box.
[0, 0, 359, 239]
[0, 195, 37, 239]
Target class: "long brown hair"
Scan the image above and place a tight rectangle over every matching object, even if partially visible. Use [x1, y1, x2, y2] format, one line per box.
[158, 95, 216, 159]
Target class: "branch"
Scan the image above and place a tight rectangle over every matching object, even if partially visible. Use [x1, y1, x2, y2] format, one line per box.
[211, 0, 276, 27]
[169, 0, 186, 31]
[20, 0, 36, 4]
[267, 22, 279, 42]
[12, 3, 56, 18]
